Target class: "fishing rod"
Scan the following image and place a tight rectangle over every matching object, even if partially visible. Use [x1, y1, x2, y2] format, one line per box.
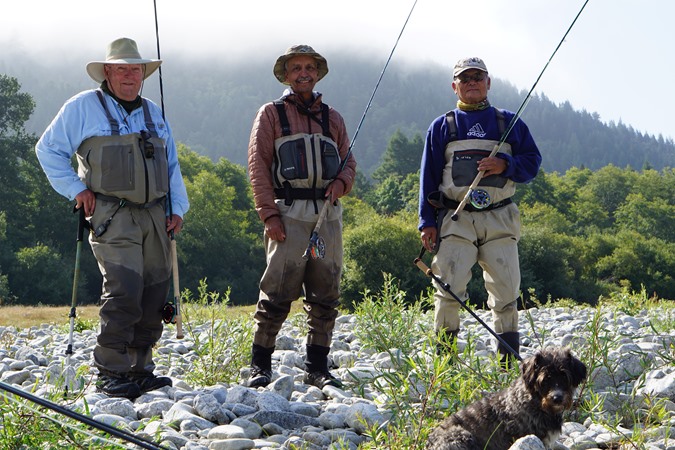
[0, 380, 169, 450]
[414, 247, 521, 361]
[450, 0, 590, 221]
[153, 0, 183, 338]
[302, 0, 419, 260]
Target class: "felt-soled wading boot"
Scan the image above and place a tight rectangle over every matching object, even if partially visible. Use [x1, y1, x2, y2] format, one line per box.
[246, 344, 274, 388]
[130, 373, 173, 393]
[96, 374, 141, 399]
[496, 331, 520, 369]
[436, 328, 459, 357]
[304, 344, 343, 388]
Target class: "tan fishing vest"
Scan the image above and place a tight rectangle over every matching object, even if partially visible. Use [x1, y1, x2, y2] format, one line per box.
[271, 100, 342, 222]
[440, 138, 516, 204]
[76, 90, 169, 205]
[273, 132, 340, 191]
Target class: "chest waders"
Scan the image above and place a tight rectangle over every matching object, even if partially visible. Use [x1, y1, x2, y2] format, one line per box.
[249, 100, 344, 388]
[418, 107, 522, 364]
[82, 91, 173, 382]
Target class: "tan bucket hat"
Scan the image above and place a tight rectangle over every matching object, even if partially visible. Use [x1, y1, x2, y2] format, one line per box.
[273, 44, 328, 84]
[86, 37, 162, 83]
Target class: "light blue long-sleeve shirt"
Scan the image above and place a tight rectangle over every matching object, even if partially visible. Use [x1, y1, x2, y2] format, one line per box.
[35, 89, 190, 218]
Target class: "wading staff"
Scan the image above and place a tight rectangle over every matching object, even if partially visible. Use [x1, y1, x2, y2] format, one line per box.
[66, 206, 86, 362]
[63, 206, 87, 399]
[154, 0, 183, 338]
[413, 248, 522, 361]
[302, 0, 419, 259]
[0, 380, 169, 450]
[450, 0, 590, 221]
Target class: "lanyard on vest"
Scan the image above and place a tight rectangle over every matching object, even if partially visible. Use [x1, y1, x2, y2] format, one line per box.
[95, 89, 159, 137]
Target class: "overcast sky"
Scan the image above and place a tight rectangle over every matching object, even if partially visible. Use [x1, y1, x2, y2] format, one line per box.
[2, 0, 673, 140]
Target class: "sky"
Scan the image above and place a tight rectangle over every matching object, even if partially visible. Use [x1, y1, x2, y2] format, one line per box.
[2, 0, 674, 141]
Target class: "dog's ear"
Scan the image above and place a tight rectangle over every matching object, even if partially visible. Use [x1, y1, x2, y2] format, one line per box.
[567, 352, 587, 386]
[522, 352, 543, 392]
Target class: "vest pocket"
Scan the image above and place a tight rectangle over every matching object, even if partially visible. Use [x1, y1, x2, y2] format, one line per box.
[100, 143, 135, 192]
[151, 141, 169, 194]
[278, 139, 308, 180]
[321, 141, 340, 180]
[452, 149, 507, 188]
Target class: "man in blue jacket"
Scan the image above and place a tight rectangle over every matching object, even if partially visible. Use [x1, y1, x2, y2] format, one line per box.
[418, 57, 541, 364]
[36, 37, 189, 398]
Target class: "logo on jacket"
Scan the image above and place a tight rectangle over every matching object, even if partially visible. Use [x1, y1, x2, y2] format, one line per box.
[467, 123, 486, 138]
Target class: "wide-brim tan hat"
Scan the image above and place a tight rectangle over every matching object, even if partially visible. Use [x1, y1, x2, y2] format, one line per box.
[273, 44, 328, 85]
[86, 37, 162, 83]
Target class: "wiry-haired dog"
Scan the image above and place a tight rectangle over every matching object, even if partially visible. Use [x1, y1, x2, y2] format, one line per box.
[427, 348, 587, 450]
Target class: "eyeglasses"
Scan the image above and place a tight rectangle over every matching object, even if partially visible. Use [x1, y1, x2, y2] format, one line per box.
[455, 73, 487, 84]
[140, 130, 155, 158]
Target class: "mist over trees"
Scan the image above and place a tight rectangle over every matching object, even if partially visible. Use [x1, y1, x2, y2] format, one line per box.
[1, 52, 674, 308]
[6, 52, 675, 176]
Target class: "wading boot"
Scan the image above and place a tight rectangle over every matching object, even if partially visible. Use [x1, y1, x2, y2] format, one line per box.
[130, 372, 172, 393]
[496, 331, 520, 370]
[96, 374, 141, 399]
[303, 344, 343, 389]
[246, 344, 274, 388]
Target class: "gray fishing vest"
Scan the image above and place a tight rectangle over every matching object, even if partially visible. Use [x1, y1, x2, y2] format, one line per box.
[76, 90, 169, 205]
[439, 109, 516, 204]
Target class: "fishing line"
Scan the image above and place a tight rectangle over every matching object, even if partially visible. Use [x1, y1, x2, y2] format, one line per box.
[152, 0, 166, 122]
[499, 0, 590, 150]
[340, 0, 418, 169]
[303, 0, 418, 260]
[450, 0, 590, 220]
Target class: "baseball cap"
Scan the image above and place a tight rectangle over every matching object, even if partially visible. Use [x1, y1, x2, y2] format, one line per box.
[453, 57, 488, 78]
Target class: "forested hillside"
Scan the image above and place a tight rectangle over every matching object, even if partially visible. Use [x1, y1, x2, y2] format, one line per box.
[5, 52, 675, 175]
[1, 54, 674, 308]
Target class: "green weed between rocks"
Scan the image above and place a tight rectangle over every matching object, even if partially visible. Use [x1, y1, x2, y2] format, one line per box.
[1, 277, 674, 449]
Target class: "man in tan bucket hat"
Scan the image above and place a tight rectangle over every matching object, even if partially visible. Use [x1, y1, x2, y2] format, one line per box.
[245, 45, 356, 389]
[36, 37, 189, 399]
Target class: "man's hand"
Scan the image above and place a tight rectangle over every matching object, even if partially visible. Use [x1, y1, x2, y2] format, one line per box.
[420, 226, 437, 253]
[75, 189, 96, 217]
[325, 179, 346, 203]
[478, 156, 507, 177]
[265, 215, 286, 242]
[166, 214, 183, 236]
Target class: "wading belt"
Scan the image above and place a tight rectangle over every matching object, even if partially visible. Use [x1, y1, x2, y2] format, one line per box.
[428, 191, 512, 213]
[274, 186, 327, 205]
[95, 193, 166, 209]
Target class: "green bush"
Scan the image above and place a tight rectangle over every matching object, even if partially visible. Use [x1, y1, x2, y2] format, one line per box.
[342, 211, 429, 308]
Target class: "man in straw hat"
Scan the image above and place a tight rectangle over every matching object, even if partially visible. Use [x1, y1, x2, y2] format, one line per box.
[36, 37, 189, 399]
[245, 45, 356, 389]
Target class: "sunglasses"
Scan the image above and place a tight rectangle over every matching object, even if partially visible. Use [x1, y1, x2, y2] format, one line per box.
[140, 130, 155, 158]
[455, 73, 487, 84]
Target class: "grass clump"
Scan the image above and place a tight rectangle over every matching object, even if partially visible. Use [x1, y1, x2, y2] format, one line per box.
[172, 278, 254, 386]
